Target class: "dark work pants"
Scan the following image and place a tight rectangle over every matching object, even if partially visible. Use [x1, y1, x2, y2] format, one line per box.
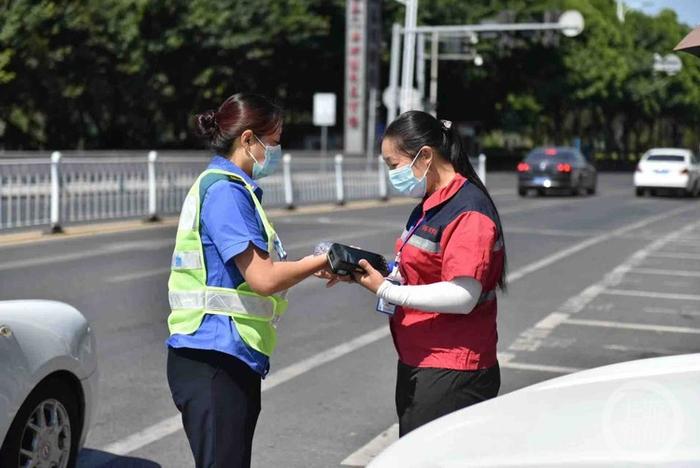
[167, 347, 261, 468]
[395, 360, 501, 437]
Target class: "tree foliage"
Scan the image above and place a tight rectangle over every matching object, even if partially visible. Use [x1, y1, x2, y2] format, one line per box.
[1, 0, 698, 156]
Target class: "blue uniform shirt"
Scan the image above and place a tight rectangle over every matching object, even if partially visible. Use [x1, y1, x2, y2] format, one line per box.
[166, 156, 271, 376]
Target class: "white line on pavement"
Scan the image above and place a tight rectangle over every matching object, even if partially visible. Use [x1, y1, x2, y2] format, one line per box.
[564, 318, 700, 335]
[647, 252, 700, 260]
[642, 306, 700, 317]
[604, 344, 678, 355]
[97, 327, 391, 459]
[629, 268, 700, 278]
[340, 424, 400, 467]
[602, 289, 700, 301]
[500, 361, 582, 374]
[108, 267, 171, 283]
[504, 227, 598, 238]
[0, 239, 174, 272]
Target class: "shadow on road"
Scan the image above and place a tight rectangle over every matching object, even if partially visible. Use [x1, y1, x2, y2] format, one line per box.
[78, 448, 162, 468]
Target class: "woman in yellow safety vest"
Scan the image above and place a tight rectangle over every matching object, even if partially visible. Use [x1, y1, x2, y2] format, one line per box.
[166, 93, 329, 468]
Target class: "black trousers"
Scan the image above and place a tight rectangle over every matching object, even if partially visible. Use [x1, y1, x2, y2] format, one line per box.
[395, 360, 501, 437]
[167, 347, 261, 468]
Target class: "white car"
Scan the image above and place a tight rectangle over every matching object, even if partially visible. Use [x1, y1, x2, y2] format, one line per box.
[370, 354, 700, 467]
[0, 301, 97, 468]
[634, 148, 700, 197]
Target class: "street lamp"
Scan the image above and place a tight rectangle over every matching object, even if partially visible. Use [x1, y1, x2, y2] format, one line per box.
[396, 0, 419, 114]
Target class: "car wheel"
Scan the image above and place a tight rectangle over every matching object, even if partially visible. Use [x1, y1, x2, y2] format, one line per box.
[587, 185, 596, 195]
[635, 187, 644, 197]
[537, 188, 545, 197]
[518, 188, 527, 197]
[0, 377, 81, 468]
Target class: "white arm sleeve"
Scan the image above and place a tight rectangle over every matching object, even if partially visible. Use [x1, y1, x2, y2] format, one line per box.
[376, 276, 483, 314]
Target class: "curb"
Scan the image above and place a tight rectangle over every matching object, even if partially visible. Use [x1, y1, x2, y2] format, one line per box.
[0, 198, 413, 248]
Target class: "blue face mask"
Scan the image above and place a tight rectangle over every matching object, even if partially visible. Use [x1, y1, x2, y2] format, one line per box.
[247, 134, 282, 179]
[388, 148, 431, 198]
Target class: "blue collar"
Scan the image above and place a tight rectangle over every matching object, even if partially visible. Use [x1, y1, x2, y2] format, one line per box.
[208, 155, 262, 195]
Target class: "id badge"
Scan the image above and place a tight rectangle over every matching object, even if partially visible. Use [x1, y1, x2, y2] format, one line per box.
[376, 279, 400, 316]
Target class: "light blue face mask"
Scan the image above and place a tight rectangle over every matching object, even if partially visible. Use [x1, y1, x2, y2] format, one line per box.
[247, 134, 282, 179]
[388, 148, 431, 198]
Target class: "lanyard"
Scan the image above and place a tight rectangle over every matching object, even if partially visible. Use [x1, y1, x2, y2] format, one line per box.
[397, 214, 426, 257]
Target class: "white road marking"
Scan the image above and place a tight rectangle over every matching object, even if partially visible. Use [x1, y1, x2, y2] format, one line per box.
[340, 424, 399, 467]
[604, 344, 678, 355]
[504, 227, 598, 238]
[500, 361, 581, 374]
[96, 203, 700, 460]
[630, 267, 700, 278]
[647, 252, 700, 260]
[0, 239, 174, 272]
[98, 326, 391, 459]
[107, 267, 171, 283]
[603, 289, 700, 301]
[642, 306, 700, 317]
[564, 318, 700, 335]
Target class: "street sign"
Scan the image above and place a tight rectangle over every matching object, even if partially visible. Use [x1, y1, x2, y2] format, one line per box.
[313, 93, 336, 127]
[559, 10, 585, 37]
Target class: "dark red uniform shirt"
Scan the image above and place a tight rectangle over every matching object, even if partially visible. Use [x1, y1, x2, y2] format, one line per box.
[390, 174, 504, 370]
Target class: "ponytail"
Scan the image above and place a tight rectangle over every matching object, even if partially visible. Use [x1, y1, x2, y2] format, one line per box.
[442, 121, 507, 290]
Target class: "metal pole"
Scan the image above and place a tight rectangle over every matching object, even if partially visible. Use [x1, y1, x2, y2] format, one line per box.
[49, 151, 63, 233]
[388, 23, 402, 124]
[416, 32, 425, 111]
[366, 87, 377, 166]
[400, 0, 419, 114]
[478, 153, 487, 186]
[283, 153, 294, 210]
[321, 126, 328, 159]
[378, 155, 389, 201]
[334, 153, 345, 205]
[146, 150, 159, 222]
[429, 31, 439, 117]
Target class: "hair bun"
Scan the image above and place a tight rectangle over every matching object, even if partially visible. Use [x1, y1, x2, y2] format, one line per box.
[194, 109, 219, 138]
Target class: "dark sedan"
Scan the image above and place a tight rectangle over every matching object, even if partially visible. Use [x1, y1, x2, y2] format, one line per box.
[517, 147, 597, 196]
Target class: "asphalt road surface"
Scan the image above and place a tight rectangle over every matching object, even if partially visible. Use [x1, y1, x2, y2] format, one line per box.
[1, 173, 699, 467]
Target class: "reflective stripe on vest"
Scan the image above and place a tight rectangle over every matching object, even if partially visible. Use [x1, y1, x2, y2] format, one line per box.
[169, 289, 278, 321]
[167, 168, 288, 357]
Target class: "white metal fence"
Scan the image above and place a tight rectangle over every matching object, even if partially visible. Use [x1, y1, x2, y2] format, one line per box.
[0, 151, 486, 232]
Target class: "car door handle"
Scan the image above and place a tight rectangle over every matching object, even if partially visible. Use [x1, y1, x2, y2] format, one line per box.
[0, 324, 12, 338]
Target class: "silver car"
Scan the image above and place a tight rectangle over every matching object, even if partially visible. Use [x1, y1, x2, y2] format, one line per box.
[0, 301, 98, 468]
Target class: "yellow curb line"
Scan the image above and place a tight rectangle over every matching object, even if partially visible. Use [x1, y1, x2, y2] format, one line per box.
[0, 198, 414, 248]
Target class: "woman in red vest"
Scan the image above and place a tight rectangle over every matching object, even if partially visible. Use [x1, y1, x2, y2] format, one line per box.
[352, 110, 507, 436]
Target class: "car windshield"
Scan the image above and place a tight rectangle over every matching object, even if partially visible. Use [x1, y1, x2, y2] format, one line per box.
[526, 150, 577, 163]
[646, 155, 685, 162]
